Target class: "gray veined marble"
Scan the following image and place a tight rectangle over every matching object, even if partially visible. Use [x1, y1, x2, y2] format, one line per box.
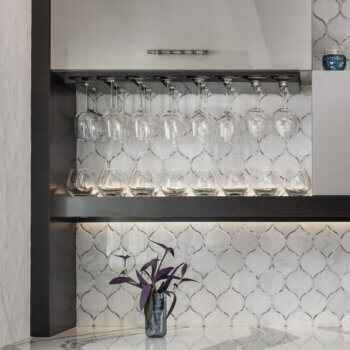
[4, 327, 350, 350]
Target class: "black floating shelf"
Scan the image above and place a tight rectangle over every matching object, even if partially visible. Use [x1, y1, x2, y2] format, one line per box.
[51, 196, 350, 222]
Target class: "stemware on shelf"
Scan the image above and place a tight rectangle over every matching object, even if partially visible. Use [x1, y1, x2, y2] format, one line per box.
[98, 168, 126, 196]
[284, 168, 310, 196]
[273, 81, 299, 139]
[129, 168, 157, 197]
[161, 169, 188, 196]
[252, 168, 279, 196]
[74, 82, 102, 142]
[222, 169, 248, 196]
[191, 170, 218, 196]
[101, 77, 129, 143]
[217, 78, 241, 144]
[130, 79, 158, 143]
[159, 79, 188, 142]
[245, 80, 269, 140]
[189, 78, 211, 143]
[66, 168, 95, 196]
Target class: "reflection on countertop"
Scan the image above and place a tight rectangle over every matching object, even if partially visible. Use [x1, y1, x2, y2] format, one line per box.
[3, 327, 350, 350]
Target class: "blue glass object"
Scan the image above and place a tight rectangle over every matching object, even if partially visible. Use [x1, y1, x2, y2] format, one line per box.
[322, 47, 346, 71]
[145, 292, 167, 338]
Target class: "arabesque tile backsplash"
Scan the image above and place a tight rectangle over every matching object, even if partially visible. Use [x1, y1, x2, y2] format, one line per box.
[77, 222, 350, 327]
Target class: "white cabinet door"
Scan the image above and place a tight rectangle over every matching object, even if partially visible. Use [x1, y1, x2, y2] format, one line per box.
[51, 0, 312, 71]
[313, 71, 350, 195]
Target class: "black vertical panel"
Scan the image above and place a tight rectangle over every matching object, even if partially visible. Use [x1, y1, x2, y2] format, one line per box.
[31, 0, 76, 336]
[31, 0, 51, 337]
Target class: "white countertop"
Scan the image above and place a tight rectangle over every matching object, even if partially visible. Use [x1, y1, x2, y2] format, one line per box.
[5, 327, 350, 349]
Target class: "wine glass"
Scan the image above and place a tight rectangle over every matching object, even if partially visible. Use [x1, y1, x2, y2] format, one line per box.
[98, 168, 126, 196]
[252, 169, 279, 196]
[130, 79, 158, 143]
[273, 81, 299, 139]
[189, 78, 211, 143]
[217, 78, 242, 144]
[245, 80, 269, 140]
[66, 168, 95, 196]
[161, 169, 188, 196]
[191, 170, 218, 196]
[102, 78, 129, 143]
[129, 168, 156, 196]
[222, 169, 248, 196]
[159, 79, 188, 142]
[74, 82, 102, 141]
[284, 168, 310, 196]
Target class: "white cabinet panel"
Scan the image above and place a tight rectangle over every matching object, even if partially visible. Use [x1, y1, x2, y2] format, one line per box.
[313, 71, 350, 195]
[51, 0, 312, 71]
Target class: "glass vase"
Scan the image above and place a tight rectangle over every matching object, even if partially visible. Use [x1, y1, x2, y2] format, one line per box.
[145, 292, 167, 338]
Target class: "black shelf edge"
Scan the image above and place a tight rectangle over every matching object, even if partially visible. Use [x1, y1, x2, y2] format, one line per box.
[51, 196, 350, 222]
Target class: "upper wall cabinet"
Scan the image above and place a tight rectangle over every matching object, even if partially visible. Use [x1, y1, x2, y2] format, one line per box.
[51, 0, 312, 71]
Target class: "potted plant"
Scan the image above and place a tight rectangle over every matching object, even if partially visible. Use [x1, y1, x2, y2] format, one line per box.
[110, 240, 196, 337]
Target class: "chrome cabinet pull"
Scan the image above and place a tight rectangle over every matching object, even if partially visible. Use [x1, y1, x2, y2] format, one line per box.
[147, 49, 209, 56]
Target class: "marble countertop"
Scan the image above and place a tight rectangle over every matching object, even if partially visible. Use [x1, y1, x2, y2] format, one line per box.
[4, 327, 350, 350]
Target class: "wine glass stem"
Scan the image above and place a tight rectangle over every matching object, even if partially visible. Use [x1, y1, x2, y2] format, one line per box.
[110, 82, 115, 109]
[225, 83, 232, 111]
[282, 90, 287, 109]
[85, 85, 89, 110]
[197, 83, 202, 110]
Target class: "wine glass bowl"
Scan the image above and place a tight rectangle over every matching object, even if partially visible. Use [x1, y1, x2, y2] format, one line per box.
[273, 81, 298, 139]
[66, 168, 95, 196]
[191, 170, 218, 196]
[129, 168, 156, 197]
[98, 168, 126, 196]
[245, 106, 269, 140]
[74, 82, 102, 142]
[273, 107, 299, 139]
[252, 169, 279, 196]
[284, 169, 310, 196]
[222, 169, 248, 196]
[161, 169, 188, 196]
[102, 78, 129, 143]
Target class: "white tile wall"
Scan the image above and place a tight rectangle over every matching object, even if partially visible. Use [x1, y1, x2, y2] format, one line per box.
[77, 222, 350, 327]
[0, 0, 31, 347]
[313, 0, 350, 70]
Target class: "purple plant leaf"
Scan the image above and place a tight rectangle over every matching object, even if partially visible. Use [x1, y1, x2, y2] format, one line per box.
[109, 276, 134, 285]
[165, 291, 177, 319]
[150, 240, 175, 257]
[181, 263, 188, 277]
[155, 267, 173, 282]
[158, 263, 183, 293]
[109, 276, 142, 289]
[141, 258, 158, 273]
[172, 276, 198, 283]
[140, 284, 152, 311]
[136, 270, 148, 286]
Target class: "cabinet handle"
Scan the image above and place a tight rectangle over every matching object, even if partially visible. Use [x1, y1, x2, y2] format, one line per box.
[147, 49, 209, 56]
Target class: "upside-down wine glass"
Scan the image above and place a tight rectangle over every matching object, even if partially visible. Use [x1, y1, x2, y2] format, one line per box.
[245, 80, 269, 140]
[160, 79, 188, 143]
[74, 82, 102, 142]
[273, 81, 299, 139]
[189, 78, 211, 143]
[102, 78, 129, 143]
[131, 79, 157, 143]
[217, 78, 241, 144]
